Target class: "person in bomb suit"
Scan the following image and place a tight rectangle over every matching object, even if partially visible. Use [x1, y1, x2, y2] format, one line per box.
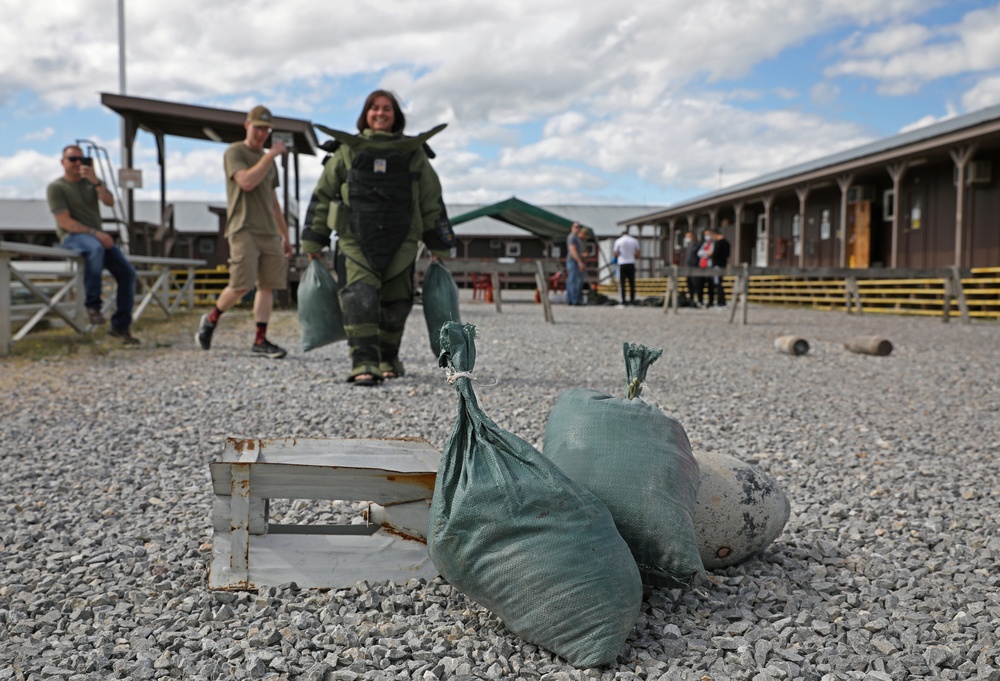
[301, 90, 453, 386]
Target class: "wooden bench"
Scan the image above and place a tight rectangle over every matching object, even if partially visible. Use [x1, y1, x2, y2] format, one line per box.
[125, 255, 206, 321]
[208, 437, 441, 591]
[1, 241, 207, 355]
[1, 242, 87, 355]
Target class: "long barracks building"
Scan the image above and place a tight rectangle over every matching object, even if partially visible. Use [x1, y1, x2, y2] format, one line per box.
[621, 103, 1000, 271]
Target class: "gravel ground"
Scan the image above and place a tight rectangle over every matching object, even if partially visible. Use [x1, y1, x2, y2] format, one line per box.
[2, 294, 998, 681]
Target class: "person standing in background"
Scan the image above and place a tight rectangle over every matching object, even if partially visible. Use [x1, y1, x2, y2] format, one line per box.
[566, 222, 587, 306]
[683, 230, 702, 308]
[196, 105, 292, 358]
[696, 230, 715, 307]
[710, 221, 732, 308]
[613, 228, 641, 306]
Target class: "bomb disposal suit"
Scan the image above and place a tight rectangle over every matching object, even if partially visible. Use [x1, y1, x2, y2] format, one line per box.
[301, 124, 453, 380]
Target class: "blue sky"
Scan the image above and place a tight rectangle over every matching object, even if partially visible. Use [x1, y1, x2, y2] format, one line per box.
[2, 0, 1000, 213]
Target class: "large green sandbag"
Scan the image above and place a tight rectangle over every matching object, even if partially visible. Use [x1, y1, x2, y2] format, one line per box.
[421, 260, 461, 359]
[543, 342, 706, 590]
[297, 258, 346, 351]
[428, 322, 641, 669]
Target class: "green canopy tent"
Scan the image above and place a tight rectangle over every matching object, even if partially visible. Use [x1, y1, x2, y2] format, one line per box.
[449, 197, 575, 240]
[448, 197, 613, 299]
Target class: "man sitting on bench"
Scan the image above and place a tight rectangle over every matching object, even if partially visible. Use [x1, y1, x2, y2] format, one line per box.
[46, 144, 138, 345]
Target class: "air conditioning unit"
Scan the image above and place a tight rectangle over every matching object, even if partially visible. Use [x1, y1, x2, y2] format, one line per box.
[954, 160, 993, 185]
[968, 160, 992, 184]
[847, 185, 875, 203]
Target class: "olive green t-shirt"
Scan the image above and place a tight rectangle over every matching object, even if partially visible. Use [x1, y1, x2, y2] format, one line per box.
[46, 177, 103, 240]
[223, 142, 280, 238]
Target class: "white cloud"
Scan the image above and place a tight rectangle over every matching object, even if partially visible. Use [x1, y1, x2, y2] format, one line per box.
[23, 127, 55, 142]
[495, 95, 869, 196]
[0, 0, 984, 206]
[811, 82, 841, 106]
[962, 75, 1000, 111]
[825, 4, 1000, 99]
[898, 102, 958, 134]
[0, 149, 62, 198]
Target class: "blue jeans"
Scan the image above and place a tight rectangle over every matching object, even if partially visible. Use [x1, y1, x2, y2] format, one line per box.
[566, 260, 582, 305]
[62, 233, 136, 330]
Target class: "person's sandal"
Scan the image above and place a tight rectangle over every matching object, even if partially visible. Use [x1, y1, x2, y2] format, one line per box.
[350, 373, 379, 387]
[382, 370, 400, 380]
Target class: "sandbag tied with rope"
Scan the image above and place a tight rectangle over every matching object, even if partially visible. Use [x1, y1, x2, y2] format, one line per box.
[421, 259, 461, 360]
[297, 257, 346, 352]
[543, 342, 706, 590]
[428, 321, 642, 669]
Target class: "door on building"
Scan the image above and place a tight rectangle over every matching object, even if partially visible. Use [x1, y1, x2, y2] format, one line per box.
[900, 189, 926, 268]
[847, 200, 871, 268]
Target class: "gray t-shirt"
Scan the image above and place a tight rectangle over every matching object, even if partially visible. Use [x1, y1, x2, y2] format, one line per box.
[567, 233, 583, 267]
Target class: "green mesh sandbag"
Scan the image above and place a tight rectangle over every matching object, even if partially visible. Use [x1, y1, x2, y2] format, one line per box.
[428, 322, 642, 669]
[297, 258, 346, 351]
[542, 342, 706, 590]
[421, 261, 461, 358]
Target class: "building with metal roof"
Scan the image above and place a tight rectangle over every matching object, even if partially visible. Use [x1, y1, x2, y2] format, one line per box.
[620, 102, 1000, 270]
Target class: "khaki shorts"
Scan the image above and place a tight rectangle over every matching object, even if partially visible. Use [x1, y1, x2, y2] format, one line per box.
[228, 230, 288, 291]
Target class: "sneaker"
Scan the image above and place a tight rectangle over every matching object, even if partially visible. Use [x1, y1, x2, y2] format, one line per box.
[251, 338, 287, 359]
[196, 313, 216, 350]
[108, 327, 140, 345]
[86, 307, 106, 325]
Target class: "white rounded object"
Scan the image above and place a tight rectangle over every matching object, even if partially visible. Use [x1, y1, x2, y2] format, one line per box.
[692, 450, 790, 569]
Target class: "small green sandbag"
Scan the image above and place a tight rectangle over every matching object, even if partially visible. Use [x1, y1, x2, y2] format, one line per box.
[297, 258, 346, 351]
[428, 322, 642, 669]
[421, 260, 461, 359]
[543, 342, 706, 590]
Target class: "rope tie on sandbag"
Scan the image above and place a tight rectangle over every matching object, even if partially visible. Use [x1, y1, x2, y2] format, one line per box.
[445, 369, 499, 386]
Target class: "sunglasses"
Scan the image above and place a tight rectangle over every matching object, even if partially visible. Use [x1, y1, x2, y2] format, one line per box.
[65, 156, 86, 163]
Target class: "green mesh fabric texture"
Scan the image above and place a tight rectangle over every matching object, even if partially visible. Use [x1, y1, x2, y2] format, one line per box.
[542, 342, 706, 590]
[297, 258, 346, 352]
[421, 261, 461, 359]
[428, 322, 642, 669]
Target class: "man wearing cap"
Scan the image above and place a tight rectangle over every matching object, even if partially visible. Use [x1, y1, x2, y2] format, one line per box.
[47, 144, 139, 344]
[196, 105, 292, 358]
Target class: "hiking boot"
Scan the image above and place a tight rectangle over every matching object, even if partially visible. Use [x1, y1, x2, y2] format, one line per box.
[108, 327, 140, 345]
[196, 313, 216, 350]
[86, 307, 106, 325]
[251, 338, 287, 359]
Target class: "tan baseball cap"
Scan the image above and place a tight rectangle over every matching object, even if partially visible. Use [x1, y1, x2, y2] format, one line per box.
[246, 105, 275, 128]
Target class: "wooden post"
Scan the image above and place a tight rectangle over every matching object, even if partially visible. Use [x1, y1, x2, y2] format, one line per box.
[942, 266, 971, 325]
[0, 251, 10, 356]
[886, 161, 908, 269]
[844, 276, 863, 315]
[534, 260, 554, 324]
[732, 201, 744, 267]
[491, 271, 502, 313]
[844, 336, 893, 356]
[662, 268, 672, 313]
[728, 263, 750, 325]
[837, 174, 855, 269]
[795, 185, 810, 268]
[949, 145, 978, 269]
[774, 335, 810, 355]
[761, 194, 774, 267]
